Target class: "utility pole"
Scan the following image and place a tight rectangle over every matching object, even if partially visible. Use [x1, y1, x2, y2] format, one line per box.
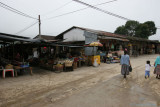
[38, 15, 41, 38]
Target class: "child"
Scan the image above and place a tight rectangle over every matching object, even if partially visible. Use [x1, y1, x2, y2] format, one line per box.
[145, 60, 153, 79]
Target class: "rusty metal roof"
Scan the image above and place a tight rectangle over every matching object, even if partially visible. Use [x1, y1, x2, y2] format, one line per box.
[56, 26, 127, 39]
[75, 26, 127, 39]
[34, 35, 56, 40]
[56, 26, 159, 43]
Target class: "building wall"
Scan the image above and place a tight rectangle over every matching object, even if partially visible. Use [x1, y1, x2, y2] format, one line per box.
[63, 28, 85, 42]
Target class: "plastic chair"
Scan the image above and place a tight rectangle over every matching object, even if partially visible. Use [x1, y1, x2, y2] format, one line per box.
[0, 66, 14, 78]
[3, 69, 14, 78]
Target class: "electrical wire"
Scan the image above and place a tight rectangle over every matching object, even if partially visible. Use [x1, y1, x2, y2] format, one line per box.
[43, 0, 118, 21]
[15, 21, 38, 34]
[42, 0, 73, 16]
[0, 3, 32, 19]
[73, 0, 131, 21]
[0, 1, 37, 20]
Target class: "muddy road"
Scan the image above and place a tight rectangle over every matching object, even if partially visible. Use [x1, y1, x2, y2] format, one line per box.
[0, 55, 160, 107]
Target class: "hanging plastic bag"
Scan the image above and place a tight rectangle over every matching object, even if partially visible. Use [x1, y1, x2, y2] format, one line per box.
[93, 58, 98, 67]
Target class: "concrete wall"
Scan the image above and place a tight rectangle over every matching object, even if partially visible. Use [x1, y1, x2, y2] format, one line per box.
[63, 28, 85, 42]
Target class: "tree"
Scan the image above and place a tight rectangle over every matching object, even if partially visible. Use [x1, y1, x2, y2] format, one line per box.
[114, 25, 127, 35]
[114, 20, 157, 39]
[135, 24, 150, 39]
[125, 20, 139, 36]
[144, 21, 157, 36]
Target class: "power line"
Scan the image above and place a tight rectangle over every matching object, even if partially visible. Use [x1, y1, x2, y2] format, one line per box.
[73, 0, 131, 21]
[43, 0, 118, 21]
[0, 4, 31, 19]
[0, 1, 37, 20]
[15, 21, 38, 34]
[42, 1, 73, 17]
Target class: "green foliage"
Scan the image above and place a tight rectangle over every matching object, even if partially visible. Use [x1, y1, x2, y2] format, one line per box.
[135, 24, 150, 39]
[144, 21, 157, 35]
[114, 20, 157, 39]
[114, 25, 127, 35]
[125, 21, 139, 36]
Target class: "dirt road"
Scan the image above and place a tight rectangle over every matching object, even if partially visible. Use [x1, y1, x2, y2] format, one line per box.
[0, 55, 160, 107]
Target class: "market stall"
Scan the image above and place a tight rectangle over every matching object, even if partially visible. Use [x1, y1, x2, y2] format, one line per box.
[0, 33, 38, 78]
[85, 41, 103, 66]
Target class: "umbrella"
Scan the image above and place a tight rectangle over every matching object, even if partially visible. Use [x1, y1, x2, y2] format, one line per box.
[89, 41, 103, 47]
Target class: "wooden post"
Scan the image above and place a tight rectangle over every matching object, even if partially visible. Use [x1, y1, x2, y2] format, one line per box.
[39, 15, 41, 38]
[12, 42, 15, 60]
[4, 42, 5, 58]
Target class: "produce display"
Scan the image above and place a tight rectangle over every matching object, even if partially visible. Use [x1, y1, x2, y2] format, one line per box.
[64, 60, 73, 67]
[5, 64, 13, 69]
[55, 64, 64, 72]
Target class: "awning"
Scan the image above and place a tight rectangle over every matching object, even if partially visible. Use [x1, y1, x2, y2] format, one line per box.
[68, 46, 84, 47]
[0, 33, 45, 43]
[0, 33, 31, 42]
[98, 36, 129, 41]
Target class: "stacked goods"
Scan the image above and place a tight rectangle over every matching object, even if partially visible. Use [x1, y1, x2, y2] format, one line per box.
[56, 64, 63, 67]
[58, 61, 64, 64]
[5, 64, 13, 69]
[55, 64, 63, 72]
[73, 61, 77, 69]
[115, 57, 120, 60]
[112, 56, 120, 63]
[64, 60, 73, 67]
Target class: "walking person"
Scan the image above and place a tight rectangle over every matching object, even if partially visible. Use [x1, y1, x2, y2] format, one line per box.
[120, 50, 132, 78]
[145, 60, 153, 79]
[154, 53, 160, 79]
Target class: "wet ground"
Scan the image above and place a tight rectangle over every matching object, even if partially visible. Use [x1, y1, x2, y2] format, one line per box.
[0, 54, 160, 107]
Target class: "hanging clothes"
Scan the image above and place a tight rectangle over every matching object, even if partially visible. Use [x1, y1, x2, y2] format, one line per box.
[111, 44, 114, 49]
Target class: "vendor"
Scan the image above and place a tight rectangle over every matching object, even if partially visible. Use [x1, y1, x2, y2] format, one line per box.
[32, 49, 39, 66]
[33, 49, 39, 58]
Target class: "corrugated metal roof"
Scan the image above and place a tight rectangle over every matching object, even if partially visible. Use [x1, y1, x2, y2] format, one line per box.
[0, 32, 30, 39]
[126, 36, 159, 43]
[34, 35, 56, 40]
[56, 26, 159, 44]
[0, 34, 30, 42]
[56, 26, 127, 39]
[0, 33, 44, 43]
[75, 26, 127, 39]
[98, 36, 129, 41]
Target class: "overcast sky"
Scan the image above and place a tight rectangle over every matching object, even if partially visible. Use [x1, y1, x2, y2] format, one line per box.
[0, 0, 160, 40]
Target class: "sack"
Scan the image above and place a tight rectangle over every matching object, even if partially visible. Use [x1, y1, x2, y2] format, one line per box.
[129, 66, 132, 72]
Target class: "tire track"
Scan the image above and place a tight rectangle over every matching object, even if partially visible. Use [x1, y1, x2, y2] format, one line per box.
[1, 65, 119, 107]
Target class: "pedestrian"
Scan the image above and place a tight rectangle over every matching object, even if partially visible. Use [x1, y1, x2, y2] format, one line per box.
[154, 53, 160, 79]
[145, 60, 153, 79]
[120, 50, 131, 78]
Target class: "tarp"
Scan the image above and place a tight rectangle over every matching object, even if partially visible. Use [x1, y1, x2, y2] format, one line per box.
[84, 31, 98, 55]
[0, 33, 45, 43]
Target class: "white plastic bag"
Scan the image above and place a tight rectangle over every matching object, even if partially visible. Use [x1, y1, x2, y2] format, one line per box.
[93, 58, 98, 67]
